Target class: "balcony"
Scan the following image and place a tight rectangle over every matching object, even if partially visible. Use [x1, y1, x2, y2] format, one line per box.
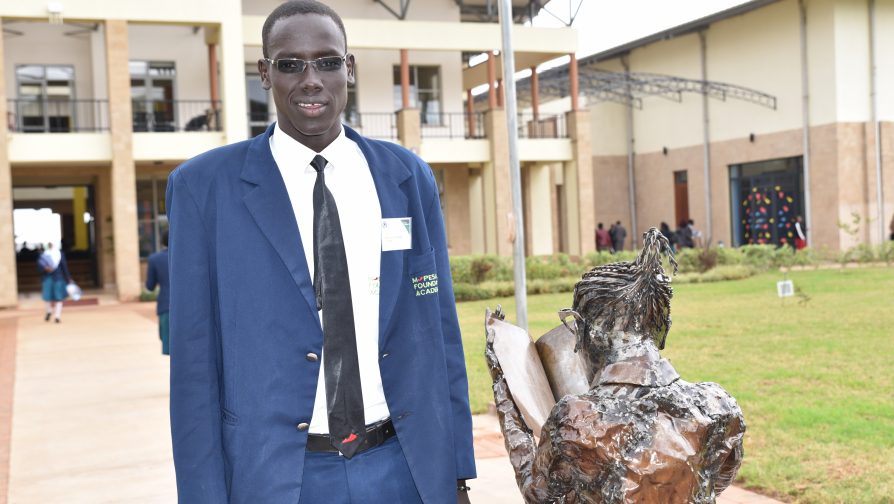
[421, 112, 486, 139]
[517, 113, 567, 139]
[7, 99, 110, 133]
[131, 100, 222, 132]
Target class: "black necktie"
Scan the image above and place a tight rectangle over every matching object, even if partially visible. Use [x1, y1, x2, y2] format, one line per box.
[310, 154, 366, 458]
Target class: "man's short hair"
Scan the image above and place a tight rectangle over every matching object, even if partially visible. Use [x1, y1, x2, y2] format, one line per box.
[262, 0, 348, 58]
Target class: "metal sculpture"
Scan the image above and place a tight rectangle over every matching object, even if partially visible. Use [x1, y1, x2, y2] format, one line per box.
[485, 228, 745, 504]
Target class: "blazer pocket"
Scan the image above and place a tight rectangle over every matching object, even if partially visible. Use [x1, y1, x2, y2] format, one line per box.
[407, 247, 438, 297]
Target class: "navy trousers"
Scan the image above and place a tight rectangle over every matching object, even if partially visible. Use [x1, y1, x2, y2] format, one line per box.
[298, 435, 423, 504]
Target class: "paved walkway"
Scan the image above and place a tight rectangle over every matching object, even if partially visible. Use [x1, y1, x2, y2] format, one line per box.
[0, 298, 783, 503]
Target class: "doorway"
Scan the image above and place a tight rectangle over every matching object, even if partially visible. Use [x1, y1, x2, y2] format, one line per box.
[729, 157, 804, 247]
[673, 170, 690, 228]
[13, 186, 99, 293]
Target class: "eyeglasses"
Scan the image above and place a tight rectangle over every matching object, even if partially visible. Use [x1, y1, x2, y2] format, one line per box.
[264, 55, 347, 74]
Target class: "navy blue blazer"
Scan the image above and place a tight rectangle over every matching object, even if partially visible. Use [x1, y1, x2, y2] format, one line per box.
[145, 249, 170, 314]
[167, 124, 476, 503]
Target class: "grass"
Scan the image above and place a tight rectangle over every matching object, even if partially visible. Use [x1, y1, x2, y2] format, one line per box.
[457, 266, 894, 503]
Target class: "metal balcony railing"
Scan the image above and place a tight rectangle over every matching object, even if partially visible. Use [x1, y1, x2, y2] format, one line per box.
[351, 112, 397, 141]
[517, 113, 568, 139]
[6, 98, 110, 132]
[132, 100, 222, 132]
[421, 112, 486, 140]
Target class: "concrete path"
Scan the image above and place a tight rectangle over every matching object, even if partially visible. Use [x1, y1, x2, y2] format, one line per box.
[0, 299, 782, 503]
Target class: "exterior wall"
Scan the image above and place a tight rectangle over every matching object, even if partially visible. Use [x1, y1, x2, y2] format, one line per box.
[3, 22, 97, 103]
[242, 0, 460, 21]
[128, 24, 213, 102]
[351, 49, 463, 114]
[592, 154, 631, 240]
[707, 0, 803, 141]
[628, 34, 703, 154]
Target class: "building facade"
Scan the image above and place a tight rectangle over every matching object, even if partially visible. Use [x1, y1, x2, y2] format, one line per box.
[1, 0, 590, 307]
[534, 0, 894, 253]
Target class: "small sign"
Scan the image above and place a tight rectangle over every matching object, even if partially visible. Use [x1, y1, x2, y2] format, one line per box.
[777, 280, 794, 298]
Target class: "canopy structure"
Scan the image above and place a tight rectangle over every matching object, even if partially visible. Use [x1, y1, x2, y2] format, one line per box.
[514, 65, 778, 111]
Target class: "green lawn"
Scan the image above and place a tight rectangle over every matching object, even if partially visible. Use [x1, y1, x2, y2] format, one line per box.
[457, 266, 894, 503]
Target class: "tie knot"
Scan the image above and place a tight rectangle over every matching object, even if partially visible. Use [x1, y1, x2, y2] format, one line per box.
[311, 155, 328, 173]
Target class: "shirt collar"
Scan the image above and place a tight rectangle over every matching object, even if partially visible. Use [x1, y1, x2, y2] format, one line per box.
[271, 122, 354, 174]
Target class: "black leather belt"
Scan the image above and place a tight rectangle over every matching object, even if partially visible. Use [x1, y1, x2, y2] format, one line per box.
[306, 418, 396, 454]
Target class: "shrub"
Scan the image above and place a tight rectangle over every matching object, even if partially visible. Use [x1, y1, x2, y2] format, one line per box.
[674, 265, 754, 284]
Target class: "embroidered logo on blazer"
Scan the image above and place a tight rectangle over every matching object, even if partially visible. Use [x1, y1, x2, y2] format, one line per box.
[412, 273, 439, 297]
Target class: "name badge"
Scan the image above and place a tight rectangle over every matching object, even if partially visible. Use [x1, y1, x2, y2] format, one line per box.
[382, 217, 412, 251]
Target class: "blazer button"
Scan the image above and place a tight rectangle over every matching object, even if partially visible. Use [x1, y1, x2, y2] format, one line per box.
[306, 352, 319, 362]
[296, 422, 309, 431]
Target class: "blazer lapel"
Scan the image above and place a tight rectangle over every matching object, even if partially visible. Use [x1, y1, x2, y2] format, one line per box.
[240, 125, 319, 322]
[346, 127, 410, 348]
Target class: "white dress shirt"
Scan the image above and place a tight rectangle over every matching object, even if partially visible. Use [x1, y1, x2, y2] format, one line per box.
[269, 124, 390, 433]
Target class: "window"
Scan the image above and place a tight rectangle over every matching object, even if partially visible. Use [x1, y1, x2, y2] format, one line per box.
[130, 61, 176, 132]
[343, 79, 359, 127]
[137, 177, 168, 258]
[246, 72, 270, 137]
[729, 157, 804, 247]
[15, 65, 76, 132]
[392, 65, 441, 125]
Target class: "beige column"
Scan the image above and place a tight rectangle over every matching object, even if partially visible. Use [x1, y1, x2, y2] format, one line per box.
[483, 110, 513, 256]
[528, 163, 554, 255]
[105, 20, 140, 301]
[0, 24, 17, 308]
[565, 110, 595, 255]
[468, 168, 485, 254]
[95, 168, 115, 289]
[443, 167, 471, 255]
[396, 109, 421, 152]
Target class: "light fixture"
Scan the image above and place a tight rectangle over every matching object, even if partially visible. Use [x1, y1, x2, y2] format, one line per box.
[749, 133, 756, 143]
[662, 146, 668, 156]
[47, 2, 64, 24]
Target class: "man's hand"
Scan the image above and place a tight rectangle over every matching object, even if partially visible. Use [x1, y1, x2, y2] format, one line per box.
[456, 480, 471, 504]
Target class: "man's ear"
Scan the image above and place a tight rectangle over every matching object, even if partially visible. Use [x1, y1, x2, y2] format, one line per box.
[345, 53, 356, 85]
[258, 59, 272, 90]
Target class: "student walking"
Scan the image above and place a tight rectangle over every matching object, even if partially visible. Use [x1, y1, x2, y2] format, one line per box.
[37, 242, 72, 323]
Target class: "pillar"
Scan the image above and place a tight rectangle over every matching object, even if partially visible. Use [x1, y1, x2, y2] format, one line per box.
[566, 110, 594, 255]
[466, 89, 475, 137]
[95, 168, 115, 289]
[396, 109, 421, 152]
[531, 66, 540, 120]
[528, 163, 554, 255]
[469, 168, 485, 254]
[487, 51, 497, 110]
[72, 187, 89, 251]
[569, 53, 580, 112]
[443, 167, 471, 255]
[483, 110, 513, 256]
[0, 23, 17, 308]
[400, 49, 411, 109]
[105, 20, 141, 301]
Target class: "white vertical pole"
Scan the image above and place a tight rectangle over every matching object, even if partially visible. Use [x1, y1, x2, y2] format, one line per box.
[498, 0, 528, 330]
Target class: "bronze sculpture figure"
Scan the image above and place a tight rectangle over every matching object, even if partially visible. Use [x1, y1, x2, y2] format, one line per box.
[485, 228, 745, 503]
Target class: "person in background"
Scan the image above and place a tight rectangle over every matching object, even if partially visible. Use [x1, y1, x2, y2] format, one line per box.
[611, 220, 628, 252]
[37, 242, 72, 323]
[659, 222, 677, 251]
[676, 220, 694, 249]
[687, 219, 703, 248]
[595, 222, 612, 252]
[888, 212, 893, 241]
[794, 215, 807, 250]
[145, 231, 171, 355]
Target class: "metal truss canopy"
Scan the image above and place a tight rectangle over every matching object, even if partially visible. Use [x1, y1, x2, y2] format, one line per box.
[523, 67, 777, 111]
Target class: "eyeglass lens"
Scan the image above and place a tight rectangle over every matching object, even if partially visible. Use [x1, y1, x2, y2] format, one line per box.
[274, 56, 344, 73]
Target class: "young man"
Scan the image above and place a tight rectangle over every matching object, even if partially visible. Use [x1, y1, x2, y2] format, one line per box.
[166, 2, 475, 503]
[145, 231, 170, 355]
